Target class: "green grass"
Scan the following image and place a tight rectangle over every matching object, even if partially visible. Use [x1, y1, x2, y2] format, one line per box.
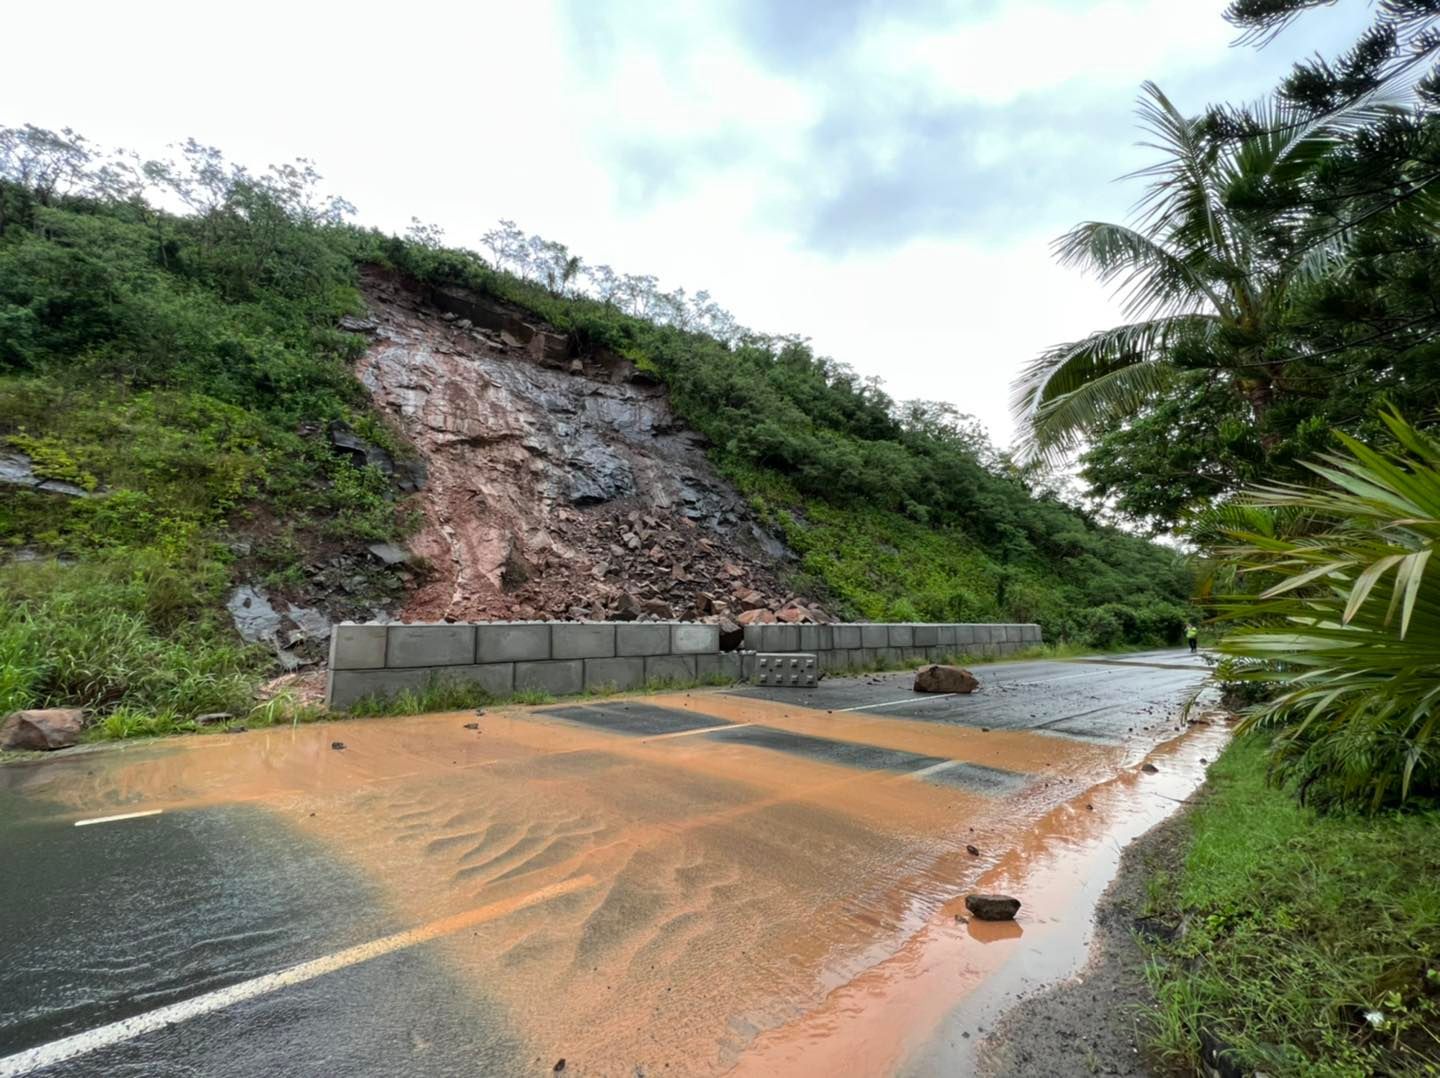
[1143, 736, 1440, 1075]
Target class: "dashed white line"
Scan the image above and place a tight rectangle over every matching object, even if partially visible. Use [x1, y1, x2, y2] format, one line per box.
[836, 693, 959, 712]
[0, 875, 595, 1078]
[643, 722, 753, 742]
[73, 810, 163, 828]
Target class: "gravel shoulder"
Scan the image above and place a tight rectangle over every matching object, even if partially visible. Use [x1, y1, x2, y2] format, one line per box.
[976, 796, 1195, 1077]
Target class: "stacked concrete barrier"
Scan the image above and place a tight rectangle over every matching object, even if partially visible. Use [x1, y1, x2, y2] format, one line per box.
[326, 621, 733, 709]
[741, 622, 1042, 674]
[325, 620, 1042, 708]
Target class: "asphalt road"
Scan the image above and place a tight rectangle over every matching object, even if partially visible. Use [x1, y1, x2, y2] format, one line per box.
[0, 649, 1214, 1077]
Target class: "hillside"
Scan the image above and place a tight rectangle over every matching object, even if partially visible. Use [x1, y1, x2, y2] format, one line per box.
[0, 139, 1191, 724]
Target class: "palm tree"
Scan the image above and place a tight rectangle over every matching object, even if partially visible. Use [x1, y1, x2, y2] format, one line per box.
[1011, 82, 1380, 462]
[1211, 410, 1440, 810]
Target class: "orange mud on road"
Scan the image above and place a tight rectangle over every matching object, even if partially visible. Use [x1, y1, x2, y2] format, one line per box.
[4, 659, 1222, 1076]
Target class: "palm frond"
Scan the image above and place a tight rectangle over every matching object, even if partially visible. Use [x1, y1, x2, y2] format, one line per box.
[1053, 221, 1231, 319]
[1012, 315, 1216, 461]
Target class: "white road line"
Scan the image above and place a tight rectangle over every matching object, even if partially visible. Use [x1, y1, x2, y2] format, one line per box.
[643, 722, 753, 742]
[0, 875, 595, 1078]
[906, 759, 963, 780]
[73, 810, 163, 828]
[837, 693, 958, 712]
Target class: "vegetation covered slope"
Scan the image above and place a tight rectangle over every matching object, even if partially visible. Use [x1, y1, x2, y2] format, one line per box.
[0, 132, 1189, 722]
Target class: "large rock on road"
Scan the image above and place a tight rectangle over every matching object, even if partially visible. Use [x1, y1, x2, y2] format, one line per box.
[914, 664, 979, 694]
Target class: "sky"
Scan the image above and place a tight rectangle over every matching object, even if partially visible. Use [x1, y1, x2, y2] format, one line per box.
[2, 0, 1370, 448]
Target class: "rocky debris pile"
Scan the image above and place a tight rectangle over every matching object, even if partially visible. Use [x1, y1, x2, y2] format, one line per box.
[914, 664, 980, 694]
[2, 708, 85, 751]
[965, 894, 1022, 921]
[348, 267, 833, 627]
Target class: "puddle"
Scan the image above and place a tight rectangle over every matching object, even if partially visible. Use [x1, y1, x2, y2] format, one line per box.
[725, 719, 1232, 1076]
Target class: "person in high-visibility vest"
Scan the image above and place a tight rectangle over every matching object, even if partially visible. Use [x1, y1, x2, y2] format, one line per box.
[1185, 623, 1199, 654]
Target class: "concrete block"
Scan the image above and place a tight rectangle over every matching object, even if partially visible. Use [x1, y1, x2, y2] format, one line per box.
[387, 623, 475, 668]
[855, 648, 877, 668]
[902, 647, 926, 662]
[552, 622, 616, 659]
[671, 623, 720, 654]
[761, 624, 800, 652]
[924, 646, 941, 661]
[330, 623, 387, 670]
[477, 622, 551, 663]
[328, 667, 433, 710]
[888, 624, 915, 648]
[742, 624, 765, 652]
[913, 624, 939, 647]
[617, 622, 672, 656]
[833, 625, 861, 649]
[514, 659, 583, 695]
[645, 654, 697, 683]
[696, 652, 743, 682]
[938, 625, 958, 648]
[797, 625, 821, 652]
[1023, 624, 1043, 643]
[877, 647, 902, 668]
[454, 663, 516, 697]
[955, 624, 978, 646]
[1003, 625, 1023, 643]
[754, 652, 817, 687]
[583, 656, 645, 692]
[860, 623, 888, 648]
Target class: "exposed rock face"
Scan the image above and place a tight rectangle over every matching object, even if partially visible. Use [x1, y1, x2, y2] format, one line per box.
[0, 451, 91, 498]
[226, 585, 333, 670]
[914, 664, 980, 694]
[1, 708, 86, 750]
[352, 269, 823, 623]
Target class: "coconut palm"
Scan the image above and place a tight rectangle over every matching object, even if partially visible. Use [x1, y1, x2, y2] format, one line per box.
[1011, 81, 1381, 462]
[1212, 410, 1440, 810]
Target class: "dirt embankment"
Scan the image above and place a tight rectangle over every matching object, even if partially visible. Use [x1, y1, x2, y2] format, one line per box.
[353, 268, 830, 626]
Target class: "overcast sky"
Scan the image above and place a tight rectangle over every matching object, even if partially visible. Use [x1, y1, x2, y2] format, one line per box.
[4, 1, 1368, 447]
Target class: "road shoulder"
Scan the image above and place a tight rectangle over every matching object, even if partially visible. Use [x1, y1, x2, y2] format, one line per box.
[976, 791, 1193, 1077]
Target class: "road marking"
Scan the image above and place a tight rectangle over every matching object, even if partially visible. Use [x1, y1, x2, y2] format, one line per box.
[0, 875, 595, 1078]
[643, 722, 752, 742]
[906, 759, 963, 780]
[73, 810, 163, 828]
[837, 693, 959, 712]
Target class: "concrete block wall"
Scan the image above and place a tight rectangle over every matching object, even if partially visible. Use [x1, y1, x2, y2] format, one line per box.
[741, 622, 1042, 676]
[326, 621, 720, 709]
[325, 620, 1042, 708]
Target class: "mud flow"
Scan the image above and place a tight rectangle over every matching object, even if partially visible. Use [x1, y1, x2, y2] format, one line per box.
[5, 672, 1225, 1076]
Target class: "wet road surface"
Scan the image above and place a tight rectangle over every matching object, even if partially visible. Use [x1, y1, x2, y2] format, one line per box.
[0, 649, 1220, 1076]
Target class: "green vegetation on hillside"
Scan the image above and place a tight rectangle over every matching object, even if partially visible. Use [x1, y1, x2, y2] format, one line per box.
[0, 128, 1191, 726]
[1143, 737, 1440, 1075]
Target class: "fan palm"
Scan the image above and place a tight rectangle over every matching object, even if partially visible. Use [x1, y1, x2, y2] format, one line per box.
[1212, 410, 1440, 810]
[1012, 81, 1382, 462]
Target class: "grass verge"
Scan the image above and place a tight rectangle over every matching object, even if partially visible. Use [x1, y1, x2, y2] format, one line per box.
[1142, 735, 1440, 1075]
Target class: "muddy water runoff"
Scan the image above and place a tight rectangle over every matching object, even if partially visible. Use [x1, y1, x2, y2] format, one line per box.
[6, 678, 1227, 1076]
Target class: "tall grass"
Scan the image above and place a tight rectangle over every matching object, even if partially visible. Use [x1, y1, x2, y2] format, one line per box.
[0, 550, 261, 720]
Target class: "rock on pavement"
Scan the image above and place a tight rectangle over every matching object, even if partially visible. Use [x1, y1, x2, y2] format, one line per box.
[1, 708, 86, 750]
[914, 664, 979, 694]
[965, 894, 1022, 921]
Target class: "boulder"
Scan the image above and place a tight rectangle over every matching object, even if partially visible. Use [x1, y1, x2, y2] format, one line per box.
[1, 708, 86, 750]
[736, 608, 777, 626]
[717, 616, 744, 651]
[776, 604, 809, 624]
[914, 664, 979, 694]
[964, 894, 1021, 921]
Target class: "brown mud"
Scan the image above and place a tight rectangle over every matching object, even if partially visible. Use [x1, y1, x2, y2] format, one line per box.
[3, 694, 1227, 1075]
